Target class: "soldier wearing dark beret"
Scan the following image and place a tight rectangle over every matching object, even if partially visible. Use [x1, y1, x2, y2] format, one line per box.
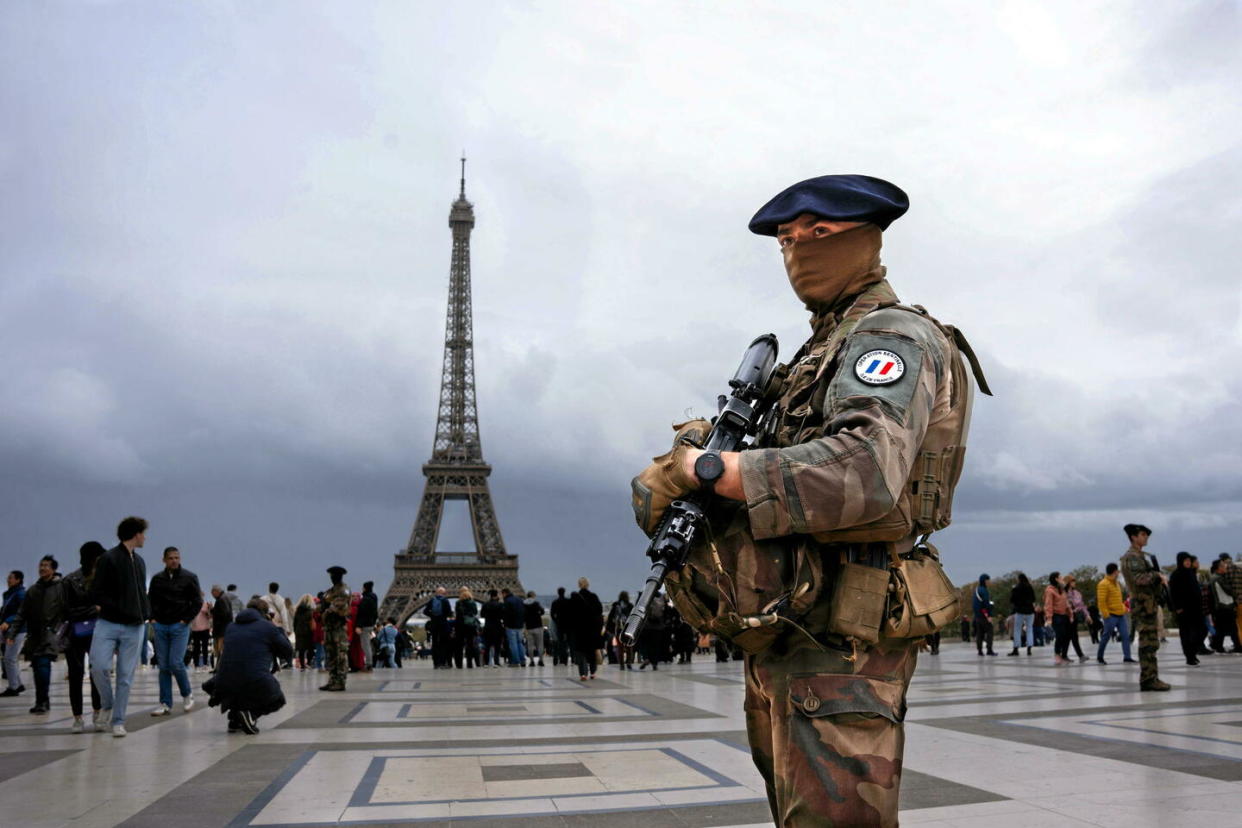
[320, 566, 350, 691]
[632, 174, 990, 826]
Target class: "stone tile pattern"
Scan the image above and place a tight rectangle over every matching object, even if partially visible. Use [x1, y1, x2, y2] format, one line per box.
[0, 643, 1238, 826]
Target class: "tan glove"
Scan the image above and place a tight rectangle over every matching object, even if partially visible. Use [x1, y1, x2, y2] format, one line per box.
[630, 418, 711, 536]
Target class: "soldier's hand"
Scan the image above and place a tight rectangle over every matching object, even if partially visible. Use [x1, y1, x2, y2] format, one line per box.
[630, 418, 710, 536]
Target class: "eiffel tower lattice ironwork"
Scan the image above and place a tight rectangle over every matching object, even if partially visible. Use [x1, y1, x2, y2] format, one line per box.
[381, 160, 523, 625]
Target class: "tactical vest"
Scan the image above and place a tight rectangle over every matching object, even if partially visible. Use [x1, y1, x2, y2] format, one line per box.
[765, 282, 989, 542]
[664, 281, 989, 653]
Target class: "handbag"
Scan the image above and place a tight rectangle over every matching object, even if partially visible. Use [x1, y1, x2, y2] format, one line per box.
[72, 619, 96, 638]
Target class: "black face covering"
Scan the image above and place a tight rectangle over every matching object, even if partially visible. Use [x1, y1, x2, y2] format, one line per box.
[782, 223, 885, 312]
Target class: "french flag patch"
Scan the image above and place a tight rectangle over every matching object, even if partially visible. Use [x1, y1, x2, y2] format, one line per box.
[854, 349, 905, 385]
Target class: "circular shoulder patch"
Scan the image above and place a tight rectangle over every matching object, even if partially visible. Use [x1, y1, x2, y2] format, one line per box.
[854, 349, 905, 385]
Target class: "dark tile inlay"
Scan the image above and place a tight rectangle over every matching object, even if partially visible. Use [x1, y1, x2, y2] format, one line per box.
[0, 748, 81, 783]
[467, 705, 529, 712]
[482, 761, 593, 781]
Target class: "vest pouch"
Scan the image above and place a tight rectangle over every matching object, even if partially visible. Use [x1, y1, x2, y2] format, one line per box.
[824, 562, 890, 645]
[883, 544, 960, 639]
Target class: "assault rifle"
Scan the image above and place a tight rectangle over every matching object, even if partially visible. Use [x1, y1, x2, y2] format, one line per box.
[622, 333, 781, 646]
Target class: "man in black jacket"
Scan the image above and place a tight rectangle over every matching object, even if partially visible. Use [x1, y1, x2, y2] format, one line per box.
[480, 590, 504, 667]
[355, 581, 379, 671]
[203, 597, 294, 734]
[89, 516, 152, 737]
[501, 587, 527, 666]
[421, 587, 453, 669]
[147, 546, 202, 717]
[550, 587, 571, 665]
[1169, 552, 1209, 666]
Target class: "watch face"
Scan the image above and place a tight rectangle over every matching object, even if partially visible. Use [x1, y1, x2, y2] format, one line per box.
[695, 452, 725, 482]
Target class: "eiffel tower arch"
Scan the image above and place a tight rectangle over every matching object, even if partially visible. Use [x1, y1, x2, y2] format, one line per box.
[380, 160, 524, 626]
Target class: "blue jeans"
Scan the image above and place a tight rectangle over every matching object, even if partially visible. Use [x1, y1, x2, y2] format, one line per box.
[2, 631, 25, 690]
[1012, 612, 1034, 647]
[505, 627, 526, 664]
[154, 622, 192, 707]
[1097, 615, 1132, 660]
[314, 642, 325, 669]
[90, 619, 144, 725]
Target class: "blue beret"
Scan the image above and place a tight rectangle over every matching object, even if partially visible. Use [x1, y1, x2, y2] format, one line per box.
[748, 174, 909, 236]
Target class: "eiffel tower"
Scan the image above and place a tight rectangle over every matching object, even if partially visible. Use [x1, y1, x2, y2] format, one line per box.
[380, 160, 524, 625]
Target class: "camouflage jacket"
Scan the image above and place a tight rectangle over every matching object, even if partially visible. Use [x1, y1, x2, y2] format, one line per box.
[740, 279, 961, 541]
[667, 279, 977, 651]
[322, 582, 350, 627]
[1120, 547, 1161, 598]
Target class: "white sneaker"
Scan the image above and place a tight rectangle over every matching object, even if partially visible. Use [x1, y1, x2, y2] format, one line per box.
[71, 717, 84, 733]
[95, 709, 111, 729]
[182, 695, 195, 713]
[151, 705, 171, 717]
[112, 724, 127, 737]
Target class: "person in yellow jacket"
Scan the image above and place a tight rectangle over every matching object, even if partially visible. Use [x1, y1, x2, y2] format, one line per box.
[1096, 563, 1135, 664]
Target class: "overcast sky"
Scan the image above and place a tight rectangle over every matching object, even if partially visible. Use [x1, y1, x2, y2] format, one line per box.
[2, 1, 1240, 603]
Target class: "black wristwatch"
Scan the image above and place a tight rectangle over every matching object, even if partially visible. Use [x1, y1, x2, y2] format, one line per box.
[694, 451, 725, 493]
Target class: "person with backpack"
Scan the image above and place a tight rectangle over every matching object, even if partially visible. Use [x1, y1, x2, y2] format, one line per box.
[973, 574, 996, 656]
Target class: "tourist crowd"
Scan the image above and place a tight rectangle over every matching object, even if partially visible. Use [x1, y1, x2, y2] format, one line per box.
[962, 551, 1242, 666]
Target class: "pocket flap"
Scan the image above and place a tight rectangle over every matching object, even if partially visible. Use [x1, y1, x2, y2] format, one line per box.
[789, 674, 905, 723]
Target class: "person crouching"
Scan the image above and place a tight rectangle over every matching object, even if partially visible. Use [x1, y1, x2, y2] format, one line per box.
[202, 597, 293, 734]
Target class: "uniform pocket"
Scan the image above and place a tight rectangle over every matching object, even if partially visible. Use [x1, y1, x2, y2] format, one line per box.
[789, 673, 906, 724]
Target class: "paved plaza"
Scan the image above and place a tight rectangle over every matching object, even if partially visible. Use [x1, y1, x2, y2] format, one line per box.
[1, 639, 1241, 827]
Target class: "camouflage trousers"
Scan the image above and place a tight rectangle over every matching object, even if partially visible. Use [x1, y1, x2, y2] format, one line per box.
[744, 638, 918, 827]
[1133, 606, 1160, 687]
[324, 624, 349, 689]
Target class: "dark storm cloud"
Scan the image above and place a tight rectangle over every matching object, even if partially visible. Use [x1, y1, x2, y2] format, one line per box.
[2, 2, 1240, 597]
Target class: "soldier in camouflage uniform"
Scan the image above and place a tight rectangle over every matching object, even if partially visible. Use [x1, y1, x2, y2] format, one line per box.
[1118, 524, 1170, 691]
[632, 175, 989, 826]
[320, 566, 350, 692]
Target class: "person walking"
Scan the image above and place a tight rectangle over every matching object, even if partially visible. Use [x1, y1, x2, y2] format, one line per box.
[320, 567, 350, 691]
[188, 594, 212, 671]
[147, 546, 201, 716]
[1208, 558, 1239, 652]
[374, 618, 399, 668]
[454, 587, 480, 669]
[1169, 552, 1207, 666]
[0, 570, 27, 697]
[1096, 563, 1134, 664]
[973, 574, 996, 656]
[1043, 572, 1072, 665]
[202, 597, 293, 734]
[480, 589, 504, 667]
[90, 516, 152, 736]
[1007, 572, 1036, 656]
[501, 587, 527, 667]
[61, 543, 104, 731]
[11, 556, 63, 714]
[264, 583, 292, 668]
[293, 594, 315, 669]
[568, 577, 603, 681]
[550, 587, 572, 666]
[355, 582, 379, 671]
[421, 586, 453, 669]
[606, 591, 634, 670]
[1064, 575, 1089, 662]
[523, 591, 545, 667]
